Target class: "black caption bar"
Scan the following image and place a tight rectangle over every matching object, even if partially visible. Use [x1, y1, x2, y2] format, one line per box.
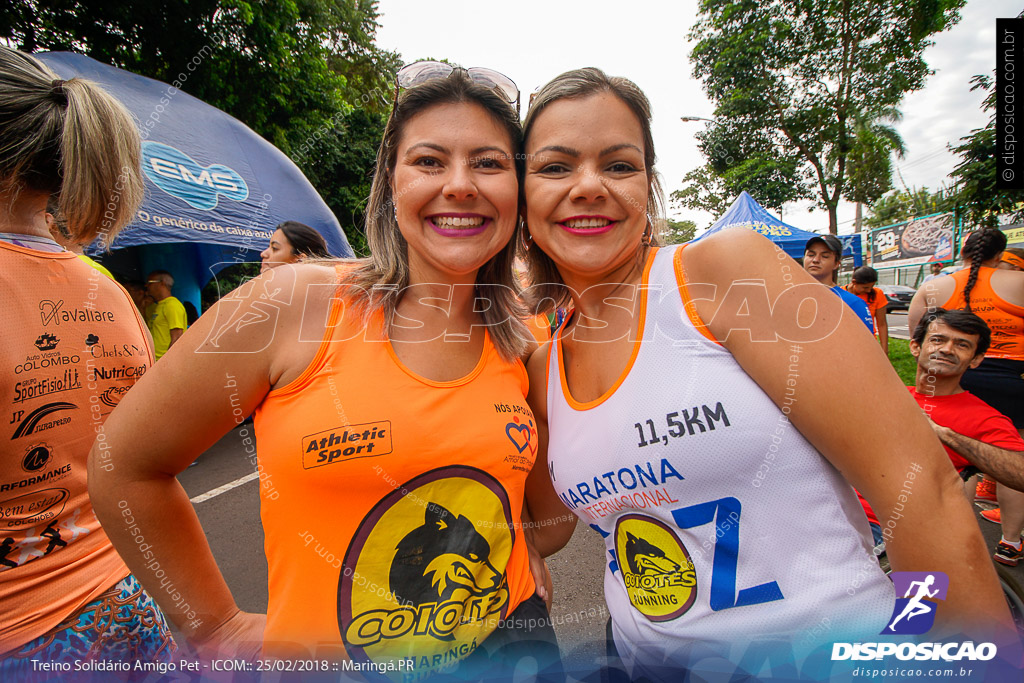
[997, 17, 1023, 190]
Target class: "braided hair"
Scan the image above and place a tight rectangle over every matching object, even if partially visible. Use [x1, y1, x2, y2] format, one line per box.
[960, 228, 1008, 312]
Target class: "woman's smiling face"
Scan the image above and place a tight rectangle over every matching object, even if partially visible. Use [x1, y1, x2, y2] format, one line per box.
[524, 91, 650, 280]
[390, 101, 518, 283]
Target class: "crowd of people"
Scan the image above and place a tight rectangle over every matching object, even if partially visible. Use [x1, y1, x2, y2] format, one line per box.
[3, 44, 1024, 681]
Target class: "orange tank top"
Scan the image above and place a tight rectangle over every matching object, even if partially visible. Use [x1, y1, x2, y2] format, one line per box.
[0, 241, 152, 653]
[941, 267, 1024, 360]
[254, 270, 538, 676]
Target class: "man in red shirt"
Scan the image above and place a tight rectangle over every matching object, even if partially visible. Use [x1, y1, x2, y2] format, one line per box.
[910, 309, 1024, 565]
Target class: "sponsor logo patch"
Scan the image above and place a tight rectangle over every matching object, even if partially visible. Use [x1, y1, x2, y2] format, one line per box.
[338, 466, 513, 681]
[10, 403, 75, 440]
[614, 514, 697, 622]
[34, 333, 58, 351]
[0, 488, 69, 529]
[302, 421, 392, 468]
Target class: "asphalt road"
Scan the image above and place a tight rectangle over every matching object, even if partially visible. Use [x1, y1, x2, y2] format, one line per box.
[887, 308, 911, 339]
[176, 402, 1022, 678]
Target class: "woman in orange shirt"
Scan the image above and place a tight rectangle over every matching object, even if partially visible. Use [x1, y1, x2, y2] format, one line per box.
[90, 63, 558, 679]
[845, 266, 889, 355]
[0, 47, 172, 672]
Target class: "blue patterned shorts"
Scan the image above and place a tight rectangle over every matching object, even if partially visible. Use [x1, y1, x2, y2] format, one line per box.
[0, 573, 175, 680]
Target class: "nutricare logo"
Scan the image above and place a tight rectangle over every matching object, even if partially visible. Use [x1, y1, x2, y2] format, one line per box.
[832, 571, 996, 663]
[141, 141, 248, 210]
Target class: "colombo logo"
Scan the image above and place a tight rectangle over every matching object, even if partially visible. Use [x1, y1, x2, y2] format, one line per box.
[141, 141, 248, 210]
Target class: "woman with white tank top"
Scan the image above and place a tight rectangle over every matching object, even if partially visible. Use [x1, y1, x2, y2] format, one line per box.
[518, 68, 1013, 681]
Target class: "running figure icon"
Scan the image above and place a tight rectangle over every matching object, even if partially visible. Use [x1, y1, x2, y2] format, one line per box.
[888, 574, 939, 631]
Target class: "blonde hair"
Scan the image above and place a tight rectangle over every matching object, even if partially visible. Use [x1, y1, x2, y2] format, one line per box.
[521, 67, 666, 312]
[342, 70, 529, 362]
[0, 47, 143, 245]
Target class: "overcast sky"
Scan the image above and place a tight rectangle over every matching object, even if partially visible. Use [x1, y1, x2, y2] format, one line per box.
[375, 0, 1019, 235]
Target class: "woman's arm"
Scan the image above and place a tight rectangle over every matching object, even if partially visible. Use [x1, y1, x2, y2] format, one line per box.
[524, 342, 578, 557]
[875, 300, 889, 356]
[908, 276, 955, 334]
[684, 230, 1012, 638]
[88, 264, 336, 655]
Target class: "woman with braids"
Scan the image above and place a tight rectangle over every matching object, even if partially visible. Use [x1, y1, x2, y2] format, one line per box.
[910, 226, 1024, 564]
[0, 47, 174, 671]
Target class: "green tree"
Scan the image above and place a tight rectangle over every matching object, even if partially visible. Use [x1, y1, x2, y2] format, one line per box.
[3, 0, 400, 252]
[865, 187, 951, 229]
[949, 74, 1024, 228]
[663, 219, 697, 245]
[669, 164, 733, 218]
[689, 0, 964, 234]
[844, 106, 907, 205]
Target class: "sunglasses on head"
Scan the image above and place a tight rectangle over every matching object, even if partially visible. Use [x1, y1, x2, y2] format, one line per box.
[395, 61, 520, 116]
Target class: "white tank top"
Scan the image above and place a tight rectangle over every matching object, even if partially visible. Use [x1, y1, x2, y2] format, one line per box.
[546, 245, 892, 676]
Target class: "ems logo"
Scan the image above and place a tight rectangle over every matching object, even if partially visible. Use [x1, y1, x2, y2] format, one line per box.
[141, 141, 249, 210]
[338, 466, 513, 680]
[882, 571, 949, 635]
[614, 515, 697, 622]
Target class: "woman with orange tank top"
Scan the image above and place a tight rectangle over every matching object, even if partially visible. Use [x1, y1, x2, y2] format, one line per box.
[0, 47, 174, 673]
[89, 63, 560, 679]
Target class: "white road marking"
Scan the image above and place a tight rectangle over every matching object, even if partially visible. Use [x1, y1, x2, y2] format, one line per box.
[190, 471, 258, 504]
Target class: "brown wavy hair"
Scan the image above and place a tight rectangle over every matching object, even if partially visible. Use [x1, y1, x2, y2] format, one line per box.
[341, 69, 528, 362]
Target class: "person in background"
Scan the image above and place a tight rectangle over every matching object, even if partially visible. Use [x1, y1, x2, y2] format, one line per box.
[846, 265, 889, 355]
[122, 279, 154, 316]
[999, 247, 1024, 272]
[0, 45, 172, 674]
[858, 309, 1024, 564]
[922, 261, 946, 283]
[910, 227, 1024, 540]
[259, 220, 331, 272]
[146, 269, 188, 360]
[803, 234, 874, 331]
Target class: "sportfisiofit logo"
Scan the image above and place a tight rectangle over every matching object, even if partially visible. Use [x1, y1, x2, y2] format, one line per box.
[831, 571, 997, 663]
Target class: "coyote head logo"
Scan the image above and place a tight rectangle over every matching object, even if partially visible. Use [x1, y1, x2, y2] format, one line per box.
[390, 503, 503, 610]
[625, 532, 679, 588]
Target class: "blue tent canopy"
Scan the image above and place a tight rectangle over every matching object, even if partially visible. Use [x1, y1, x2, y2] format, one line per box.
[693, 191, 862, 266]
[38, 52, 354, 310]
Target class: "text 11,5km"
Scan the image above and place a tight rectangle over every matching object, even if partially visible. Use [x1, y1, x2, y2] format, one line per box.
[634, 402, 731, 448]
